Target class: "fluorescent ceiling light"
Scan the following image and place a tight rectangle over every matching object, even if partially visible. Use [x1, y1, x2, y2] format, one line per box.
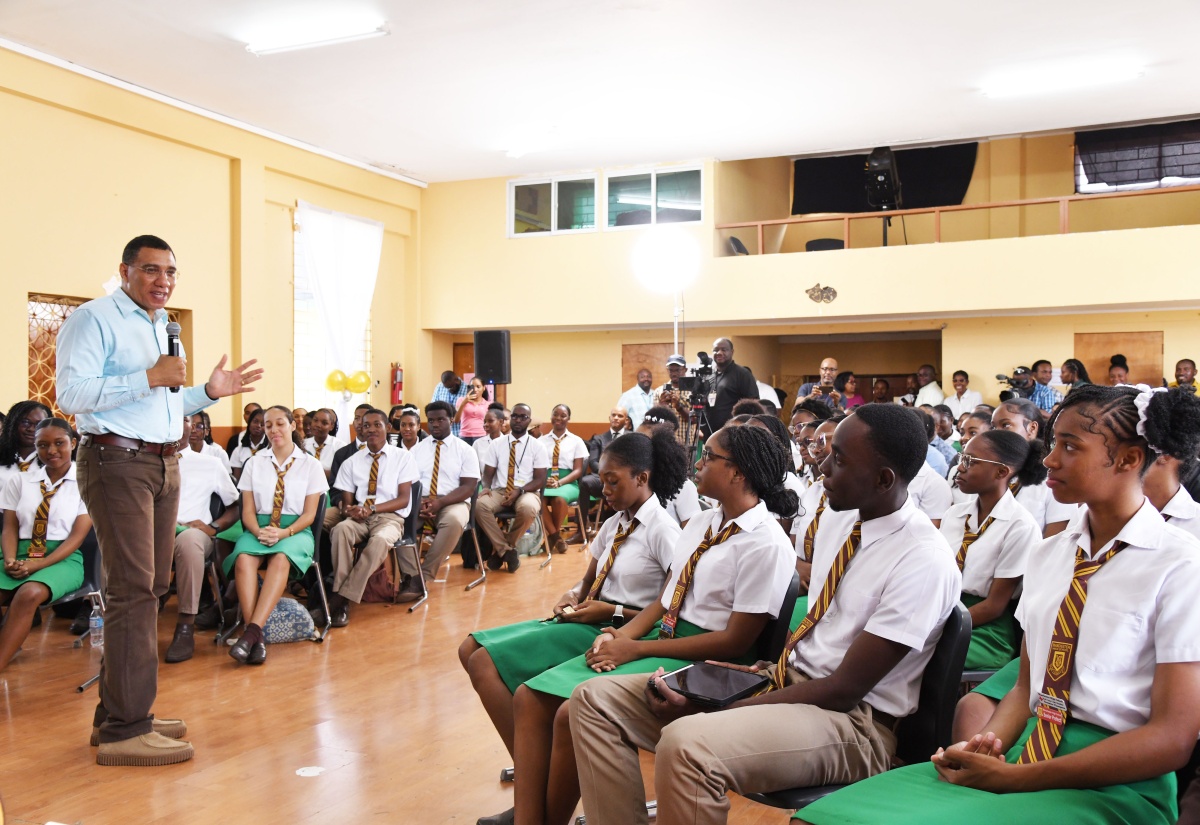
[980, 56, 1144, 98]
[245, 19, 388, 56]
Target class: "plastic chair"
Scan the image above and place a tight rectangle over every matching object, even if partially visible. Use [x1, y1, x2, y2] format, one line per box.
[742, 602, 972, 812]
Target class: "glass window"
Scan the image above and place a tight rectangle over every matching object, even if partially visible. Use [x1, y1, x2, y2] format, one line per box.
[656, 169, 702, 223]
[608, 173, 653, 227]
[556, 179, 596, 230]
[513, 182, 552, 234]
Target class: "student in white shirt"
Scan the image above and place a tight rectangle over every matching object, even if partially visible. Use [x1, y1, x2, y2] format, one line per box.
[473, 408, 504, 482]
[801, 384, 1200, 825]
[1142, 437, 1200, 542]
[227, 406, 267, 481]
[908, 461, 953, 526]
[165, 415, 241, 664]
[327, 408, 419, 625]
[224, 407, 327, 665]
[538, 404, 589, 555]
[407, 402, 480, 598]
[0, 418, 92, 672]
[571, 404, 960, 825]
[475, 404, 550, 574]
[303, 408, 347, 480]
[792, 416, 840, 593]
[940, 430, 1042, 672]
[749, 413, 810, 534]
[0, 400, 51, 493]
[992, 398, 1077, 537]
[944, 370, 985, 419]
[635, 406, 703, 528]
[462, 428, 688, 825]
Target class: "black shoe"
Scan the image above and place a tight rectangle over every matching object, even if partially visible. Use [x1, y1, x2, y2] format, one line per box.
[486, 552, 505, 571]
[504, 549, 521, 573]
[247, 642, 267, 665]
[70, 603, 90, 635]
[164, 624, 195, 663]
[193, 602, 221, 631]
[331, 605, 350, 627]
[477, 808, 515, 825]
[229, 636, 253, 663]
[395, 576, 424, 603]
[309, 607, 328, 627]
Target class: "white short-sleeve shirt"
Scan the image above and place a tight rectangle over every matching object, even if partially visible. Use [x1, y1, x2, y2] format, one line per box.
[664, 479, 702, 526]
[939, 491, 1041, 598]
[908, 463, 953, 522]
[1014, 480, 1079, 533]
[304, 435, 348, 472]
[409, 434, 480, 496]
[332, 443, 420, 517]
[177, 448, 239, 524]
[539, 431, 589, 472]
[793, 479, 827, 559]
[473, 437, 494, 476]
[792, 499, 961, 718]
[1160, 486, 1200, 542]
[197, 442, 231, 472]
[1015, 502, 1200, 733]
[229, 438, 269, 470]
[0, 453, 39, 502]
[238, 445, 329, 517]
[588, 495, 680, 609]
[484, 433, 550, 489]
[660, 501, 795, 631]
[0, 464, 88, 541]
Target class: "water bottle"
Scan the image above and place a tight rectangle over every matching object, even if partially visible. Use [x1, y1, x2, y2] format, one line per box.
[89, 604, 105, 648]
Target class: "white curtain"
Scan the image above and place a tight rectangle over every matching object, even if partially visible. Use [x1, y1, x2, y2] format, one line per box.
[294, 200, 384, 423]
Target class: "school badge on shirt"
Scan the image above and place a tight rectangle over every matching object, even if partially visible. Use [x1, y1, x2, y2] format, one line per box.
[1048, 640, 1072, 682]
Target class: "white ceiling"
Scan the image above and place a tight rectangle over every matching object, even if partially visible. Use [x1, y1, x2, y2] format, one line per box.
[3, 0, 1198, 183]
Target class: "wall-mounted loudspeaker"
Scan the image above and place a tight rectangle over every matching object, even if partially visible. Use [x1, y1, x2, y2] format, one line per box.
[474, 330, 512, 384]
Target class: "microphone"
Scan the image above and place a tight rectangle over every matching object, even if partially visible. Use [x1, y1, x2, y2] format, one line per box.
[166, 321, 182, 394]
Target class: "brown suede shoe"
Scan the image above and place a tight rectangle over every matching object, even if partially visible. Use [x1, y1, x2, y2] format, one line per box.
[91, 717, 188, 747]
[96, 732, 194, 766]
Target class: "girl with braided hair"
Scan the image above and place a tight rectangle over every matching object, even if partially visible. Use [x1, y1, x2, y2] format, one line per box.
[468, 426, 795, 825]
[0, 400, 51, 489]
[801, 384, 1200, 825]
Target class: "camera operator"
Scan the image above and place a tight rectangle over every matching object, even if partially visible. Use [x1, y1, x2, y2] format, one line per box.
[997, 366, 1035, 402]
[699, 338, 758, 437]
[795, 357, 842, 408]
[652, 354, 692, 442]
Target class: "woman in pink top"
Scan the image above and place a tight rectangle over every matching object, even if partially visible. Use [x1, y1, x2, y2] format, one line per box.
[835, 371, 866, 410]
[455, 377, 490, 444]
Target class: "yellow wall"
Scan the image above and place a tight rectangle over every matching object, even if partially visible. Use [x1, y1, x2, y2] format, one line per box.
[0, 47, 423, 426]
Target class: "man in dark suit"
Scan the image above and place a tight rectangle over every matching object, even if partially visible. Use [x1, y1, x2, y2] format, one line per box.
[571, 406, 630, 544]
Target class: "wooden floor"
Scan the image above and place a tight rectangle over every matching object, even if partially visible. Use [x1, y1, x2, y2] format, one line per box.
[0, 547, 784, 825]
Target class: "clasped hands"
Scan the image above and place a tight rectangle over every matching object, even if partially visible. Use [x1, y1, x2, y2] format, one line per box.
[932, 731, 1016, 790]
[4, 557, 42, 578]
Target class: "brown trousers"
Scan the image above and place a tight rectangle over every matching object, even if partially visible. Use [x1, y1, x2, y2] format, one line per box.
[77, 443, 180, 744]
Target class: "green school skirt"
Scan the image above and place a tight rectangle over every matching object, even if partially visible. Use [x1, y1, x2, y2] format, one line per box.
[788, 595, 810, 633]
[175, 522, 245, 542]
[0, 540, 82, 601]
[971, 657, 1021, 700]
[223, 514, 313, 579]
[473, 617, 617, 693]
[801, 719, 1177, 825]
[524, 619, 751, 700]
[542, 469, 579, 503]
[961, 593, 1019, 671]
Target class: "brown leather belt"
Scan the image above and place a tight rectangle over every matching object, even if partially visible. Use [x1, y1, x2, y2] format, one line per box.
[873, 709, 900, 733]
[80, 433, 181, 457]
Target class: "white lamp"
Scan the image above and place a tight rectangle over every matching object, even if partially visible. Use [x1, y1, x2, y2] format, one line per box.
[631, 226, 701, 354]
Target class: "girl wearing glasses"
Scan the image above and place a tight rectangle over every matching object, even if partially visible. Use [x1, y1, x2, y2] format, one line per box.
[0, 401, 52, 488]
[185, 410, 231, 472]
[939, 430, 1042, 671]
[800, 384, 1200, 825]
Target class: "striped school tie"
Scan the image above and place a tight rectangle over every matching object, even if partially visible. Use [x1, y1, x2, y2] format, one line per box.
[363, 452, 382, 509]
[801, 492, 827, 561]
[586, 520, 639, 601]
[552, 435, 564, 469]
[1017, 541, 1128, 764]
[773, 520, 863, 689]
[268, 458, 295, 528]
[313, 441, 325, 461]
[955, 515, 996, 572]
[17, 454, 34, 472]
[659, 521, 743, 638]
[28, 479, 62, 558]
[504, 439, 517, 494]
[1008, 479, 1022, 497]
[423, 441, 443, 535]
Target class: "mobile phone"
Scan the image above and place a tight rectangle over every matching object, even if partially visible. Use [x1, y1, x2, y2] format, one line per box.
[818, 385, 832, 395]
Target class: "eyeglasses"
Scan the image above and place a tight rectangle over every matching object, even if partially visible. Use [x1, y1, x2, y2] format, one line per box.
[701, 447, 735, 465]
[130, 264, 179, 280]
[819, 367, 837, 373]
[958, 454, 1009, 471]
[806, 433, 830, 454]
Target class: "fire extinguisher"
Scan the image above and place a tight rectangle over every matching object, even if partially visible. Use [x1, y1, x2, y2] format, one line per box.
[391, 363, 403, 405]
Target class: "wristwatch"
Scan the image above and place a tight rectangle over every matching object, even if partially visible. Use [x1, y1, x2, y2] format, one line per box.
[611, 604, 625, 628]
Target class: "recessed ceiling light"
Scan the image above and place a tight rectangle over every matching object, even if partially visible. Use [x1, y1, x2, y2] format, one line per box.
[244, 19, 389, 56]
[980, 56, 1144, 98]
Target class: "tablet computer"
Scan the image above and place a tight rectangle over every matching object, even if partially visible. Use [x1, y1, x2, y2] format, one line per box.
[661, 662, 769, 708]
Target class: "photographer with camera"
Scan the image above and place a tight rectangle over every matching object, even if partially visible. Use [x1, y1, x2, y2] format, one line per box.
[796, 357, 843, 409]
[997, 366, 1035, 402]
[699, 338, 758, 438]
[653, 355, 692, 442]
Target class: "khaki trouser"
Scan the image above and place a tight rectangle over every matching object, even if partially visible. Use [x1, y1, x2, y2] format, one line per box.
[172, 527, 216, 614]
[569, 668, 897, 825]
[77, 443, 180, 744]
[407, 500, 469, 579]
[474, 489, 540, 554]
[330, 512, 405, 602]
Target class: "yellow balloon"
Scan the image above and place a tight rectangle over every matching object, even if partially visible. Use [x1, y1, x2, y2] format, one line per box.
[325, 370, 347, 392]
[346, 370, 372, 394]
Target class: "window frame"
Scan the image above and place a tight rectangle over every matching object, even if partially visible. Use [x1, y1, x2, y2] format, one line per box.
[603, 165, 704, 232]
[507, 174, 599, 238]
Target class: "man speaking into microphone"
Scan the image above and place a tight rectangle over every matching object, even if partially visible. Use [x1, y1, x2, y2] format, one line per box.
[57, 235, 262, 766]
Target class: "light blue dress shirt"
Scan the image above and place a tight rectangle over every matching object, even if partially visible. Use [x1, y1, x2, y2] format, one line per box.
[617, 386, 654, 430]
[56, 287, 215, 442]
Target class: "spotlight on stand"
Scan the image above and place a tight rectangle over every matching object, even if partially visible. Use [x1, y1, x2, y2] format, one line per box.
[864, 146, 902, 246]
